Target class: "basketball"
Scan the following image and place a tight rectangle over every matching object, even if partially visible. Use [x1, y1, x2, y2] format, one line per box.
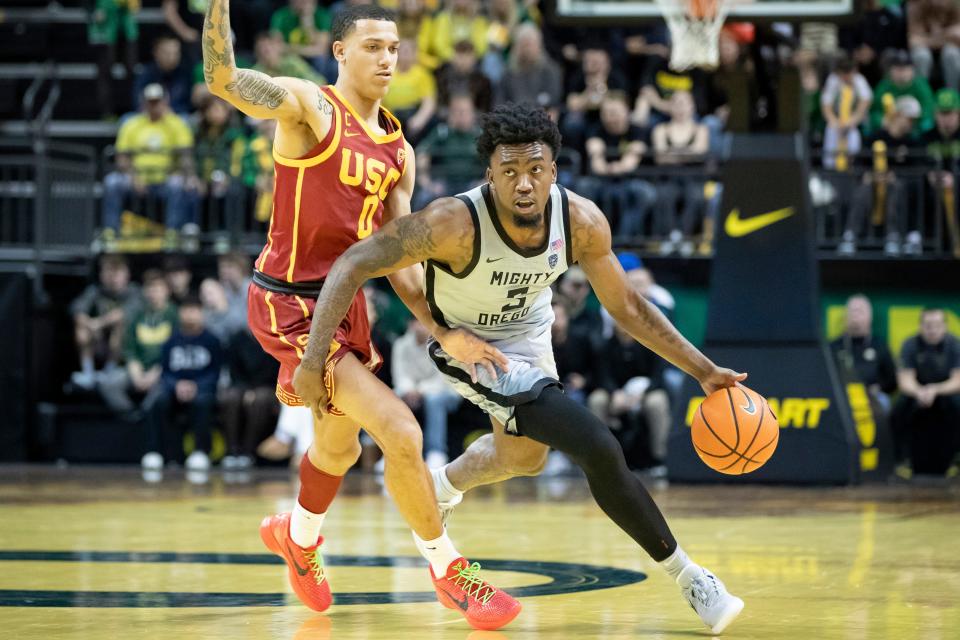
[691, 386, 779, 475]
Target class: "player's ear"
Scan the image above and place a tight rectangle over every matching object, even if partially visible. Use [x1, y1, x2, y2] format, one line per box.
[332, 40, 346, 63]
[551, 161, 557, 183]
[485, 167, 492, 183]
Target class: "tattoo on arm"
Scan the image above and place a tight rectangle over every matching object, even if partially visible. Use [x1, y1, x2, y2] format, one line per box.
[225, 71, 289, 109]
[317, 91, 334, 115]
[202, 0, 234, 85]
[300, 216, 438, 370]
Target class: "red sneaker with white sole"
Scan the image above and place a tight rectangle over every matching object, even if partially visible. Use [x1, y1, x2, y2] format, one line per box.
[259, 512, 332, 612]
[431, 557, 521, 630]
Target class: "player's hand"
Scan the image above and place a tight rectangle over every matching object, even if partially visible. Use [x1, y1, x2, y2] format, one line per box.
[699, 367, 748, 396]
[293, 364, 329, 422]
[436, 327, 509, 383]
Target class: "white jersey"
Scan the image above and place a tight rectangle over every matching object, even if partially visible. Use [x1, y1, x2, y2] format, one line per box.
[425, 183, 572, 342]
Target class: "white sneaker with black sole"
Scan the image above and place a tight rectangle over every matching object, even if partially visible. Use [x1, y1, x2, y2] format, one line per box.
[678, 564, 744, 634]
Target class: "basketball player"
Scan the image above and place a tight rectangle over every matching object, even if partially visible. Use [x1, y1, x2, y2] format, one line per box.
[202, 2, 519, 629]
[298, 103, 746, 634]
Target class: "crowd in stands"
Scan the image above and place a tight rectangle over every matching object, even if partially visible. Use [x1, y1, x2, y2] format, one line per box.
[78, 0, 959, 257]
[69, 251, 959, 480]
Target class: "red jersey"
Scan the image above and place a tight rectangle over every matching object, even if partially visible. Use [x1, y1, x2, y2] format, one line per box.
[256, 85, 408, 283]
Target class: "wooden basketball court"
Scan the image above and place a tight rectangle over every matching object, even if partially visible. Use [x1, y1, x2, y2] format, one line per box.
[1, 466, 958, 639]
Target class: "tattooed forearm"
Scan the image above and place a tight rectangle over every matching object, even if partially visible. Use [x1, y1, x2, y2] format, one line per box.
[225, 70, 288, 109]
[202, 0, 235, 86]
[396, 214, 437, 259]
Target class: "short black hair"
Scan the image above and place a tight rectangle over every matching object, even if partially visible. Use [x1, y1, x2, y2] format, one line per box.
[331, 5, 396, 43]
[179, 294, 203, 309]
[476, 102, 562, 161]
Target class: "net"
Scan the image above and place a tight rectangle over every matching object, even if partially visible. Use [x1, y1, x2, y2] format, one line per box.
[655, 0, 731, 71]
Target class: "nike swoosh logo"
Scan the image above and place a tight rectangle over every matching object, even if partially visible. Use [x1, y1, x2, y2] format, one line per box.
[739, 391, 757, 415]
[344, 130, 361, 137]
[454, 592, 469, 611]
[724, 206, 795, 237]
[486, 257, 504, 263]
[285, 542, 309, 577]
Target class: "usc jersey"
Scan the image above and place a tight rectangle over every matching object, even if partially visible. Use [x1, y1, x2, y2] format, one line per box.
[255, 85, 408, 283]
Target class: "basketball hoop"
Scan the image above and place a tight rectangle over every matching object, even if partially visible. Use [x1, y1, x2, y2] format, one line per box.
[654, 0, 731, 71]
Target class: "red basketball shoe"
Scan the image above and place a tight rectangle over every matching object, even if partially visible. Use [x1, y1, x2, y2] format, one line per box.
[260, 512, 332, 612]
[431, 557, 521, 630]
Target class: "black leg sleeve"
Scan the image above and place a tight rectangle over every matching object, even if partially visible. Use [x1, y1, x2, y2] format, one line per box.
[514, 386, 678, 561]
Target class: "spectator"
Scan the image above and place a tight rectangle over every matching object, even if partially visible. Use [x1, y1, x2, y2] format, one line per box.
[435, 40, 493, 112]
[217, 252, 252, 318]
[99, 269, 178, 414]
[869, 50, 935, 136]
[270, 0, 336, 81]
[840, 0, 908, 85]
[70, 255, 141, 390]
[498, 23, 564, 119]
[396, 0, 429, 42]
[195, 96, 247, 229]
[829, 294, 898, 416]
[908, 0, 960, 91]
[161, 0, 206, 54]
[220, 328, 280, 469]
[87, 0, 139, 119]
[633, 51, 707, 130]
[891, 308, 960, 478]
[143, 295, 223, 472]
[551, 299, 600, 406]
[590, 323, 671, 477]
[101, 84, 200, 243]
[578, 91, 657, 242]
[564, 47, 628, 149]
[252, 32, 325, 85]
[199, 278, 246, 343]
[556, 266, 603, 339]
[418, 0, 489, 70]
[820, 55, 873, 170]
[839, 94, 925, 256]
[391, 319, 462, 468]
[232, 118, 277, 228]
[134, 34, 194, 115]
[482, 0, 528, 83]
[382, 38, 437, 143]
[924, 89, 960, 242]
[164, 255, 195, 306]
[414, 94, 484, 208]
[651, 91, 712, 256]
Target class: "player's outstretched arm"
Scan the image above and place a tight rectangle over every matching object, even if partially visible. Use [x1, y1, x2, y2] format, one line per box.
[202, 0, 305, 121]
[568, 190, 746, 394]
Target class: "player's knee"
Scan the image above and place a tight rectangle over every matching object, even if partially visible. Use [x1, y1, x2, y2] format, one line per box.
[576, 428, 623, 472]
[377, 417, 424, 462]
[315, 434, 362, 471]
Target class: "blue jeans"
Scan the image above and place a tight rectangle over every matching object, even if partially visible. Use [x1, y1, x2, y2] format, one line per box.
[422, 390, 462, 456]
[101, 172, 199, 231]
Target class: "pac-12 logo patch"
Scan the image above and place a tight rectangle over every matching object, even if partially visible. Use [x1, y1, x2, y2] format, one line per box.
[397, 147, 406, 166]
[548, 254, 559, 268]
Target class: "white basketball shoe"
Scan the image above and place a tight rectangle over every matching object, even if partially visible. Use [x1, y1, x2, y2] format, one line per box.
[678, 564, 744, 634]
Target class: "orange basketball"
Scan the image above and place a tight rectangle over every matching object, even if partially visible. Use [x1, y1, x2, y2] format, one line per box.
[690, 385, 779, 475]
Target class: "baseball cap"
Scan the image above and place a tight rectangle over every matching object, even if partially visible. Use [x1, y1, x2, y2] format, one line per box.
[890, 50, 913, 67]
[895, 95, 921, 119]
[936, 88, 960, 112]
[143, 83, 166, 101]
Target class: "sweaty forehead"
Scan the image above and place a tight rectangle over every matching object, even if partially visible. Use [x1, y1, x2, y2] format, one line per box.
[496, 142, 546, 164]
